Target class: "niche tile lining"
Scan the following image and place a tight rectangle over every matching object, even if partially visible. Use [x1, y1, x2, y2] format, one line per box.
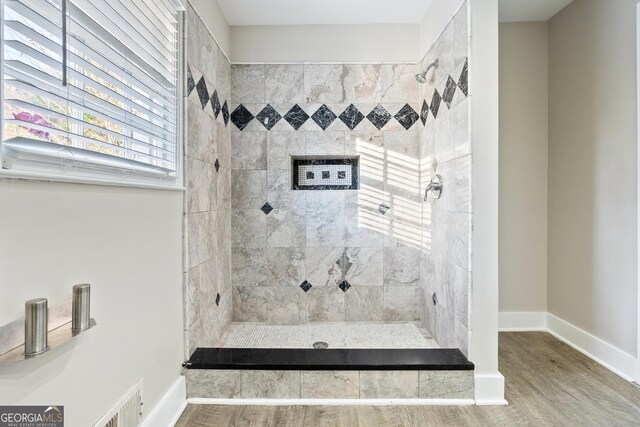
[292, 158, 359, 191]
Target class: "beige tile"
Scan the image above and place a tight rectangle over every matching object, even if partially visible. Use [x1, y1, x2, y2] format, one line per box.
[418, 371, 474, 399]
[232, 286, 268, 322]
[231, 131, 267, 170]
[345, 286, 384, 322]
[304, 64, 344, 103]
[241, 371, 301, 398]
[231, 170, 267, 209]
[231, 64, 265, 103]
[343, 64, 382, 103]
[301, 371, 360, 398]
[185, 370, 241, 398]
[360, 371, 419, 398]
[265, 64, 304, 104]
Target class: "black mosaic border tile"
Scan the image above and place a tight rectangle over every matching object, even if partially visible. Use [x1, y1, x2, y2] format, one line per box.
[292, 158, 358, 191]
[184, 347, 474, 371]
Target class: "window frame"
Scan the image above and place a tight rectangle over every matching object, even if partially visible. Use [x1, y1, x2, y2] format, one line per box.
[0, 0, 185, 190]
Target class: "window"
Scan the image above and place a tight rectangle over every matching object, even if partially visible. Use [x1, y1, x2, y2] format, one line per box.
[0, 0, 182, 185]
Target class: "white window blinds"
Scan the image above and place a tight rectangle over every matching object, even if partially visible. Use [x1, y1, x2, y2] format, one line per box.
[1, 0, 180, 179]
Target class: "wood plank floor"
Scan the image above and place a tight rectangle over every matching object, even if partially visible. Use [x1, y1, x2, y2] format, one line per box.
[175, 332, 640, 426]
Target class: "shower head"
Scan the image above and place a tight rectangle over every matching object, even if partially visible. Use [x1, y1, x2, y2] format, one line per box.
[415, 59, 439, 83]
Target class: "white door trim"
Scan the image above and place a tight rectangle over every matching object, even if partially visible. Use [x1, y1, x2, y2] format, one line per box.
[636, 2, 640, 386]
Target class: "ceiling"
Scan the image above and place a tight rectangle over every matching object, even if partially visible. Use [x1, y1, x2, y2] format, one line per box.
[216, 0, 432, 26]
[499, 0, 574, 22]
[215, 0, 574, 27]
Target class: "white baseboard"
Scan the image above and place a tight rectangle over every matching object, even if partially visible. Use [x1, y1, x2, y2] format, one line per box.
[141, 376, 187, 427]
[546, 313, 636, 381]
[474, 373, 507, 405]
[188, 398, 475, 406]
[499, 311, 637, 382]
[499, 311, 547, 331]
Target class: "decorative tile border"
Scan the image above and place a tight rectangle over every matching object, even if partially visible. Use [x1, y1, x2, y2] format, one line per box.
[186, 63, 230, 127]
[186, 62, 230, 173]
[227, 58, 468, 132]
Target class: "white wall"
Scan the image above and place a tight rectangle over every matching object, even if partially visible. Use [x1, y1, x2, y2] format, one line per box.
[230, 24, 420, 63]
[197, 0, 466, 64]
[188, 0, 231, 60]
[468, 0, 505, 403]
[498, 22, 548, 313]
[548, 0, 638, 356]
[0, 180, 184, 427]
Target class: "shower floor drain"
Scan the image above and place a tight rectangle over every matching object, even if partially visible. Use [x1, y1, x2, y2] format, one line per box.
[312, 341, 329, 349]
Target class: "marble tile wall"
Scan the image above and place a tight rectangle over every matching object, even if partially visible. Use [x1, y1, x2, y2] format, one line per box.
[419, 2, 471, 356]
[184, 368, 474, 400]
[184, 3, 232, 354]
[185, 0, 472, 356]
[229, 62, 430, 324]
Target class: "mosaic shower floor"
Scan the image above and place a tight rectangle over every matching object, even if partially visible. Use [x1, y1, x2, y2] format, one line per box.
[217, 322, 440, 349]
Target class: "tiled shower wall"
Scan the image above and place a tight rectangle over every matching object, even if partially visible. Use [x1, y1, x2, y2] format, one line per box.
[184, 0, 472, 352]
[419, 2, 471, 355]
[184, 3, 232, 353]
[227, 61, 454, 324]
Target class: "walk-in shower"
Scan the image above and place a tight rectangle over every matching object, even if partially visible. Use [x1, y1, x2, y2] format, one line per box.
[183, 0, 473, 400]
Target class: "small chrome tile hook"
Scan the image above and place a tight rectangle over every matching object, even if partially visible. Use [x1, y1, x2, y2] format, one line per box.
[424, 174, 443, 201]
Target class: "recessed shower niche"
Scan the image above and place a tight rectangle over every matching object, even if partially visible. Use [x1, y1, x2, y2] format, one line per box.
[292, 157, 359, 191]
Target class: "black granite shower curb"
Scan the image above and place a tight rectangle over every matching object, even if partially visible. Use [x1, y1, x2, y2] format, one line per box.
[183, 348, 474, 371]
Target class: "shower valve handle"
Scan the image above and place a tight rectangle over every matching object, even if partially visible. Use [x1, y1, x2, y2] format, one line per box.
[424, 174, 443, 201]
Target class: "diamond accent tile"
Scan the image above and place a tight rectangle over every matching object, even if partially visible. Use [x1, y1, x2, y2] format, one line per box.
[379, 202, 390, 215]
[430, 90, 442, 119]
[311, 104, 337, 130]
[338, 280, 351, 292]
[221, 101, 229, 126]
[230, 104, 253, 130]
[222, 101, 229, 126]
[255, 104, 282, 130]
[442, 76, 457, 109]
[214, 159, 220, 172]
[216, 292, 221, 306]
[261, 202, 273, 215]
[458, 59, 468, 97]
[336, 252, 353, 276]
[210, 90, 221, 119]
[186, 65, 195, 96]
[283, 104, 309, 130]
[394, 104, 420, 130]
[420, 100, 429, 125]
[195, 77, 210, 109]
[300, 280, 312, 293]
[339, 104, 365, 130]
[432, 292, 438, 306]
[366, 104, 392, 130]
